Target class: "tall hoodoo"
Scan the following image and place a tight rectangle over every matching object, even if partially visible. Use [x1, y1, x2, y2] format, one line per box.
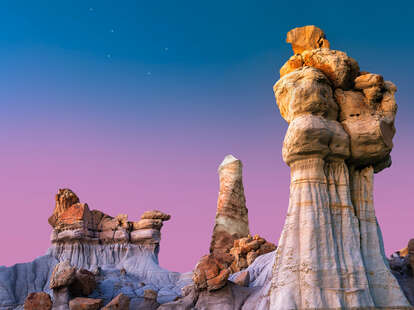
[268, 25, 410, 309]
[210, 154, 250, 255]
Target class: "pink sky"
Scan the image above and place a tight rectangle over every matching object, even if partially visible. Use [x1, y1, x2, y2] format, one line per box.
[0, 114, 412, 272]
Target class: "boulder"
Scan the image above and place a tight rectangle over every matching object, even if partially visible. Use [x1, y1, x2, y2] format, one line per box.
[274, 66, 338, 123]
[335, 85, 396, 170]
[229, 235, 276, 273]
[286, 25, 330, 54]
[132, 218, 163, 230]
[280, 54, 303, 77]
[23, 292, 52, 310]
[193, 254, 231, 292]
[51, 189, 80, 220]
[301, 48, 359, 89]
[102, 293, 130, 310]
[50, 261, 76, 289]
[143, 289, 158, 300]
[140, 210, 171, 221]
[68, 297, 103, 310]
[69, 269, 96, 297]
[354, 73, 384, 90]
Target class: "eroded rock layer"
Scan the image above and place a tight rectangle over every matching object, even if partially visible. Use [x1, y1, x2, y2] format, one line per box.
[0, 189, 190, 310]
[210, 155, 250, 255]
[265, 25, 410, 309]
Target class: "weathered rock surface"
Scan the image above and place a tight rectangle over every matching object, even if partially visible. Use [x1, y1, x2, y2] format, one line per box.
[264, 25, 410, 309]
[50, 261, 76, 289]
[68, 297, 102, 310]
[335, 77, 397, 171]
[286, 25, 330, 54]
[301, 48, 359, 89]
[23, 292, 52, 310]
[389, 239, 414, 305]
[210, 155, 250, 255]
[279, 54, 303, 77]
[69, 269, 96, 297]
[192, 154, 276, 296]
[193, 254, 231, 292]
[159, 282, 258, 310]
[101, 293, 130, 310]
[274, 66, 339, 123]
[231, 270, 250, 287]
[49, 188, 171, 246]
[0, 189, 190, 310]
[229, 234, 276, 273]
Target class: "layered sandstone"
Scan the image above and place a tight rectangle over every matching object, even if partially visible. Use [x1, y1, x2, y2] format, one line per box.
[192, 155, 276, 294]
[210, 155, 250, 255]
[49, 189, 169, 247]
[266, 25, 410, 309]
[0, 189, 190, 310]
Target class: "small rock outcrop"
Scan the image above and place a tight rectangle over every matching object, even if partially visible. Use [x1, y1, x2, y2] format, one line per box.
[23, 292, 52, 310]
[69, 269, 96, 297]
[50, 261, 76, 309]
[48, 261, 98, 309]
[193, 254, 232, 292]
[50, 261, 76, 290]
[286, 25, 330, 54]
[68, 297, 102, 310]
[101, 293, 130, 310]
[229, 235, 276, 273]
[49, 189, 170, 247]
[389, 239, 414, 305]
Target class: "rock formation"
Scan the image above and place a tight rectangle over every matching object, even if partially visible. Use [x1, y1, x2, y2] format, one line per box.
[68, 297, 102, 310]
[229, 234, 276, 273]
[389, 239, 414, 305]
[101, 293, 130, 310]
[49, 189, 170, 251]
[1, 25, 412, 310]
[192, 154, 250, 292]
[265, 25, 410, 309]
[192, 155, 276, 293]
[0, 189, 191, 310]
[23, 292, 52, 310]
[210, 155, 250, 255]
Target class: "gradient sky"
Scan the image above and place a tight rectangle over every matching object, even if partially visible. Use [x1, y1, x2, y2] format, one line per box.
[0, 1, 413, 272]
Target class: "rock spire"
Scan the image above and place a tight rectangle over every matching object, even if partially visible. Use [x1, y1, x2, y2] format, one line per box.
[210, 154, 250, 255]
